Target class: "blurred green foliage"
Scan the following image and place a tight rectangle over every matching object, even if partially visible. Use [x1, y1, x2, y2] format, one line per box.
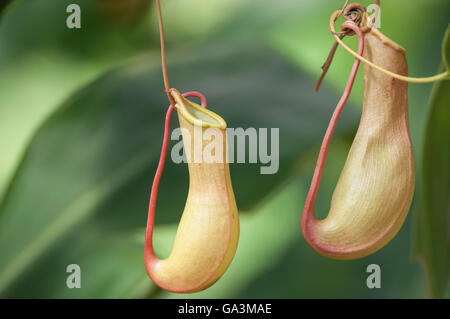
[0, 0, 448, 298]
[413, 26, 450, 298]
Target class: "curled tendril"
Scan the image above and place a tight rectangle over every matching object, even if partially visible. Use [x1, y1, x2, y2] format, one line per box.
[316, 2, 368, 91]
[317, 0, 447, 89]
[330, 10, 449, 83]
[334, 3, 367, 35]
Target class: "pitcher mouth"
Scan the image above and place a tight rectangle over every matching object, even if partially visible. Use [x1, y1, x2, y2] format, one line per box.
[170, 89, 227, 129]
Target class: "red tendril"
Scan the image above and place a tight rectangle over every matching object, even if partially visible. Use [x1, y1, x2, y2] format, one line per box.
[302, 21, 365, 233]
[145, 91, 207, 265]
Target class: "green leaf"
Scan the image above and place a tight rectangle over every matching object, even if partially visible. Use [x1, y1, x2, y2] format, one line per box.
[442, 25, 450, 71]
[2, 226, 158, 298]
[0, 41, 357, 297]
[0, 0, 15, 17]
[413, 63, 450, 298]
[413, 27, 450, 298]
[0, 0, 155, 198]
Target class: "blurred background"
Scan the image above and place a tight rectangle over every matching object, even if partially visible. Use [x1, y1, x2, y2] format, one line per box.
[0, 0, 448, 298]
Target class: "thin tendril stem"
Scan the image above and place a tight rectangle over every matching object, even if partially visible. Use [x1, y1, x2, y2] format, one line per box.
[329, 11, 449, 83]
[316, 34, 345, 92]
[156, 0, 176, 106]
[145, 91, 207, 263]
[302, 21, 364, 228]
[340, 0, 350, 17]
